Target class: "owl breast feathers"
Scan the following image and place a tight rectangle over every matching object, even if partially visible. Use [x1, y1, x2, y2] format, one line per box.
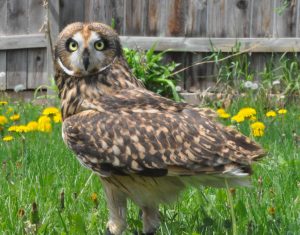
[55, 22, 266, 235]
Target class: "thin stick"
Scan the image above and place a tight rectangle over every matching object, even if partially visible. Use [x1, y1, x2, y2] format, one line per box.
[170, 44, 260, 77]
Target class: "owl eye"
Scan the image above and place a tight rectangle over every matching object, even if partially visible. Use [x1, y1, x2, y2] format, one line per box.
[66, 39, 78, 52]
[94, 40, 105, 51]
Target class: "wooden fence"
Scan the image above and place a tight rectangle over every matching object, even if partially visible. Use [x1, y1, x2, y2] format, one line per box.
[0, 0, 300, 93]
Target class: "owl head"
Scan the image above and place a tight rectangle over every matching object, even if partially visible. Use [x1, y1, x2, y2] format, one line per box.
[55, 22, 122, 77]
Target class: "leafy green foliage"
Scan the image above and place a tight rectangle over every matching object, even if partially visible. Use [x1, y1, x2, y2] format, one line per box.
[123, 46, 182, 101]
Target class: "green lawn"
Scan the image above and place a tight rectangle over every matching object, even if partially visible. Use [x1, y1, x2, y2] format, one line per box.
[0, 97, 299, 235]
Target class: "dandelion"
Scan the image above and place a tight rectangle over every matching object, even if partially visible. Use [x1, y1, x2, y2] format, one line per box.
[231, 115, 245, 123]
[10, 114, 20, 121]
[42, 107, 60, 116]
[217, 108, 231, 119]
[6, 107, 14, 114]
[53, 112, 62, 123]
[2, 135, 14, 142]
[219, 113, 231, 119]
[0, 101, 8, 105]
[238, 107, 256, 119]
[0, 115, 8, 125]
[250, 122, 265, 137]
[26, 121, 38, 131]
[8, 125, 29, 133]
[266, 110, 276, 117]
[268, 207, 275, 216]
[91, 192, 99, 208]
[38, 116, 52, 132]
[278, 109, 287, 115]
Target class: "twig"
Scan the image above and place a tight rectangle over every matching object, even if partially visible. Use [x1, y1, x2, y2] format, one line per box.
[170, 43, 260, 77]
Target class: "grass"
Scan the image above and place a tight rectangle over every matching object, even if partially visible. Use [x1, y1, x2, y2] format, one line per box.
[0, 95, 299, 235]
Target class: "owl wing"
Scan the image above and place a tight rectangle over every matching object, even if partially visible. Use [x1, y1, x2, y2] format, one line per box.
[63, 90, 265, 178]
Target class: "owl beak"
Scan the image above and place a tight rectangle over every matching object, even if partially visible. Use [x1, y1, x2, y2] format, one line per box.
[82, 49, 90, 71]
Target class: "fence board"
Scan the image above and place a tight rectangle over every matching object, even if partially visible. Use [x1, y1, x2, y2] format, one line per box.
[7, 0, 28, 35]
[0, 0, 7, 90]
[251, 0, 273, 37]
[85, 0, 107, 24]
[59, 0, 85, 29]
[144, 0, 161, 36]
[165, 0, 187, 36]
[226, 0, 251, 37]
[207, 0, 226, 37]
[47, 0, 60, 92]
[120, 36, 300, 52]
[7, 50, 27, 89]
[6, 0, 28, 89]
[186, 0, 207, 37]
[102, 0, 125, 34]
[0, 34, 47, 50]
[28, 0, 47, 89]
[28, 49, 47, 89]
[185, 0, 208, 90]
[274, 0, 297, 37]
[297, 0, 300, 37]
[0, 52, 6, 90]
[0, 0, 7, 34]
[125, 0, 145, 35]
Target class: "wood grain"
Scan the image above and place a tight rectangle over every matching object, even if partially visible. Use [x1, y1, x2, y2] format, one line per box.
[273, 0, 297, 37]
[28, 0, 47, 89]
[0, 34, 47, 50]
[120, 36, 300, 52]
[125, 0, 145, 35]
[59, 0, 85, 30]
[0, 0, 7, 90]
[6, 0, 28, 89]
[207, 0, 226, 37]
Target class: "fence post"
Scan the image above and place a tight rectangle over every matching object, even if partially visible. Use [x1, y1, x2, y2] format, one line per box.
[47, 0, 60, 95]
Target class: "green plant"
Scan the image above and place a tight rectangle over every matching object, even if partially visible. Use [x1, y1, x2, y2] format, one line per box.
[123, 45, 182, 101]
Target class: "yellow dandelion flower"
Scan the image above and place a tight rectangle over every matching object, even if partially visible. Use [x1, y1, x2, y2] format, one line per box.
[266, 110, 276, 117]
[6, 107, 14, 114]
[217, 108, 231, 119]
[38, 116, 52, 132]
[0, 101, 8, 105]
[42, 107, 60, 116]
[3, 135, 14, 142]
[10, 114, 20, 121]
[231, 114, 245, 123]
[91, 192, 98, 202]
[278, 109, 287, 115]
[26, 121, 39, 131]
[0, 115, 8, 125]
[53, 113, 62, 123]
[219, 113, 231, 119]
[237, 107, 256, 119]
[217, 108, 226, 115]
[251, 121, 265, 137]
[268, 207, 275, 216]
[8, 125, 29, 133]
[249, 116, 257, 121]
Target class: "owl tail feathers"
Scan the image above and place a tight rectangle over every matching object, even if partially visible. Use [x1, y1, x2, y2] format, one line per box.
[181, 164, 255, 188]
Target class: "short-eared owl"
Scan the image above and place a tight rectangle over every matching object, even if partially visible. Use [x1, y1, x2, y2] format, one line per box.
[54, 22, 265, 235]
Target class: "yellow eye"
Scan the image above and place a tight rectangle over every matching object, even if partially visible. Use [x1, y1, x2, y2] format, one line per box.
[69, 41, 78, 51]
[94, 40, 105, 51]
[67, 39, 78, 52]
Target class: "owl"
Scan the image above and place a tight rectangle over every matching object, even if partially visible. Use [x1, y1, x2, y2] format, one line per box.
[54, 22, 265, 235]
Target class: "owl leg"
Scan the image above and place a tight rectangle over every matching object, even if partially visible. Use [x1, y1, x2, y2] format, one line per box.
[141, 206, 160, 235]
[102, 182, 127, 235]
